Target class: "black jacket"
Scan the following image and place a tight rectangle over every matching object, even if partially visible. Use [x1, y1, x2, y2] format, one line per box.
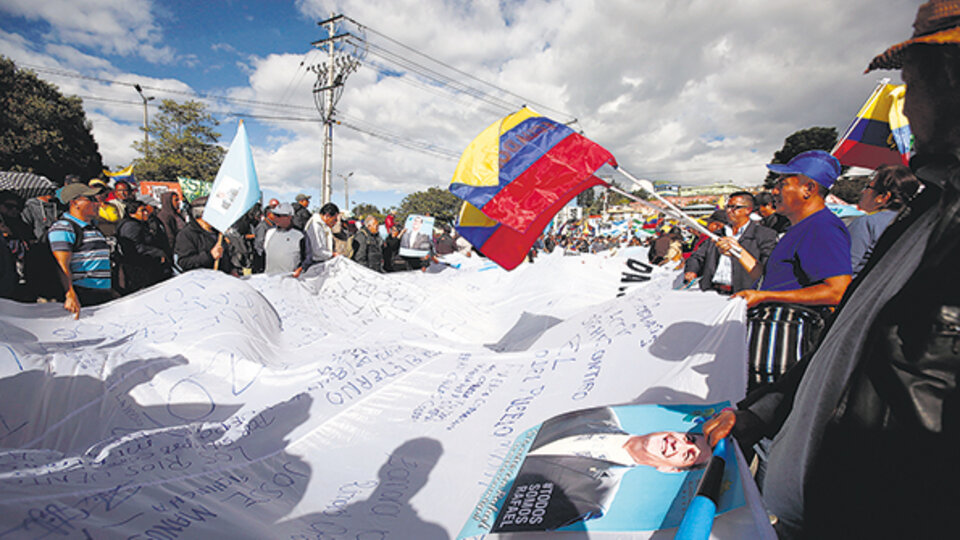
[292, 205, 311, 231]
[116, 216, 171, 291]
[351, 227, 383, 272]
[737, 154, 960, 539]
[174, 220, 235, 274]
[684, 221, 778, 293]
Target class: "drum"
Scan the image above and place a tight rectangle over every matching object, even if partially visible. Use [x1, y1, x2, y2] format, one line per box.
[746, 303, 827, 392]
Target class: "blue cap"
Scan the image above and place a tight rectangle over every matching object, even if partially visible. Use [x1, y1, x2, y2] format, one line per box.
[766, 150, 842, 189]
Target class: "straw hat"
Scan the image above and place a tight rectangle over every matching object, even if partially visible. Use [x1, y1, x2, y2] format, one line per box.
[867, 0, 960, 71]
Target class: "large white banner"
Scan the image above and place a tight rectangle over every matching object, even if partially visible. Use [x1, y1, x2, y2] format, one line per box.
[0, 251, 773, 539]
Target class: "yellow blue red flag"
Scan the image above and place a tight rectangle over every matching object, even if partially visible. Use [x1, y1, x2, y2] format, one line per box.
[103, 165, 134, 183]
[456, 173, 607, 270]
[833, 83, 912, 169]
[449, 108, 616, 235]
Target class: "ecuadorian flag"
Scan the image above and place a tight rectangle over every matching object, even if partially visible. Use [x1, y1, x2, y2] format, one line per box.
[833, 83, 912, 170]
[103, 165, 135, 183]
[449, 107, 616, 235]
[456, 173, 606, 271]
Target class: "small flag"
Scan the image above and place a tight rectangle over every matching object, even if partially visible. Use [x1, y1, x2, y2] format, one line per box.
[832, 83, 912, 169]
[202, 121, 261, 232]
[103, 165, 135, 184]
[178, 176, 211, 203]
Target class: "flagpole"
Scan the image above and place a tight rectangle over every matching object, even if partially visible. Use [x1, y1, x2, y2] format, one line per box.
[830, 78, 889, 155]
[613, 167, 717, 239]
[608, 171, 742, 258]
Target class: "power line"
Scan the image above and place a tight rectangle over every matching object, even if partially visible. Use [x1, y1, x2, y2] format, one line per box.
[345, 16, 575, 121]
[18, 63, 317, 113]
[75, 93, 460, 160]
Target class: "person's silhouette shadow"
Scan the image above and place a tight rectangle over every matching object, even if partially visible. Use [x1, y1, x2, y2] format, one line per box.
[278, 437, 448, 539]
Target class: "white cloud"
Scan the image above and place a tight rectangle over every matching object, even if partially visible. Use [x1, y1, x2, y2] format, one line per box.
[0, 0, 175, 62]
[86, 112, 142, 169]
[3, 0, 921, 209]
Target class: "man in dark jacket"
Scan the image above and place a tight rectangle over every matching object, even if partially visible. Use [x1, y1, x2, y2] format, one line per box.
[116, 195, 171, 293]
[174, 196, 235, 275]
[433, 224, 455, 255]
[252, 205, 277, 273]
[351, 215, 383, 272]
[684, 192, 778, 294]
[705, 3, 960, 537]
[292, 193, 312, 231]
[382, 224, 403, 272]
[755, 191, 791, 234]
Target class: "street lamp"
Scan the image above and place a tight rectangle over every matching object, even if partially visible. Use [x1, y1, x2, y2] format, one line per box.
[339, 172, 353, 211]
[134, 84, 154, 158]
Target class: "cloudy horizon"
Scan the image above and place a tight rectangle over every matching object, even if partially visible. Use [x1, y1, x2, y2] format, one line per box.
[0, 0, 917, 210]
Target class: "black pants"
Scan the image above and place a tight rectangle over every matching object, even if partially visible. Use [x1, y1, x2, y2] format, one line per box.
[76, 286, 120, 306]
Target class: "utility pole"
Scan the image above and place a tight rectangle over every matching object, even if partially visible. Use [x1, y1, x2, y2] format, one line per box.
[134, 84, 154, 158]
[340, 171, 353, 212]
[309, 14, 363, 205]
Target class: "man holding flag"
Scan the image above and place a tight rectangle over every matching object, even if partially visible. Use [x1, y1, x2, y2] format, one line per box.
[174, 196, 235, 275]
[177, 120, 261, 276]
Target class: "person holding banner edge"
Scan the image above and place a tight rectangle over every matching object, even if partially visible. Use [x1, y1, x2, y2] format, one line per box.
[706, 1, 960, 536]
[684, 191, 778, 294]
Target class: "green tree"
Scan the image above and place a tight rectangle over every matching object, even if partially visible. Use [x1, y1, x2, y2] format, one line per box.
[764, 127, 839, 187]
[0, 57, 103, 182]
[132, 99, 225, 182]
[351, 202, 384, 221]
[394, 187, 462, 225]
[576, 186, 595, 208]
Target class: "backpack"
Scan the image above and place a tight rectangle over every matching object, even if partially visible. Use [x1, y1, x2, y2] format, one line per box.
[23, 218, 83, 301]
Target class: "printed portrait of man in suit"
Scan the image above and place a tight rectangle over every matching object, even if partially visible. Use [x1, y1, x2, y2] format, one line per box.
[492, 406, 711, 532]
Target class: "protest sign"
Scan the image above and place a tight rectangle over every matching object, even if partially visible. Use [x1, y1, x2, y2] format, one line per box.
[459, 402, 743, 537]
[398, 214, 434, 257]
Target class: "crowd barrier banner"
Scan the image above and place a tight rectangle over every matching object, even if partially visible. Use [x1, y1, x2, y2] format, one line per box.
[0, 251, 773, 539]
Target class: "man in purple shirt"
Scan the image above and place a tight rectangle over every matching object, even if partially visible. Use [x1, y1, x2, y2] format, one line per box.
[733, 150, 852, 308]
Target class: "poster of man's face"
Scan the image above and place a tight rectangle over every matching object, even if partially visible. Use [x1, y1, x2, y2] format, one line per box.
[459, 403, 743, 537]
[399, 214, 435, 257]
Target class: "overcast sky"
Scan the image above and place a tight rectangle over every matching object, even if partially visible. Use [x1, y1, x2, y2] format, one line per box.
[0, 0, 918, 211]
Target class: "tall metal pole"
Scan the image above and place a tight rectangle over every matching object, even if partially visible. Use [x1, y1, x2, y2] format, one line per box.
[340, 171, 353, 211]
[134, 84, 154, 158]
[321, 14, 336, 205]
[310, 14, 363, 206]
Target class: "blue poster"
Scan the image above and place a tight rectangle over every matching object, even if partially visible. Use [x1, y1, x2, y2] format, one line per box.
[459, 402, 744, 537]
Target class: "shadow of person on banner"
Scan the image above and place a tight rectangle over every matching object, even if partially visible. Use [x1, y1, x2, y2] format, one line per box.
[277, 437, 448, 539]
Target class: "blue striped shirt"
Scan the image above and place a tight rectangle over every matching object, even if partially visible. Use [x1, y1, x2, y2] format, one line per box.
[48, 214, 111, 290]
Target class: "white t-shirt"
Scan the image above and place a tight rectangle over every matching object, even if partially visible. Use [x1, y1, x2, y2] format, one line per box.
[264, 227, 304, 274]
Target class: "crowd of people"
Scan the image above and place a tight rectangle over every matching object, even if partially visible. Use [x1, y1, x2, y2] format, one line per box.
[0, 181, 475, 318]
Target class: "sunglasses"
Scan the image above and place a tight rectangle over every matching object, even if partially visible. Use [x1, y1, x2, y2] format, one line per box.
[726, 205, 751, 211]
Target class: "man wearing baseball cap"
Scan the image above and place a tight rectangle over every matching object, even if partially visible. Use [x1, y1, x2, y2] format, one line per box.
[706, 2, 960, 536]
[732, 150, 852, 309]
[292, 193, 311, 231]
[48, 183, 116, 318]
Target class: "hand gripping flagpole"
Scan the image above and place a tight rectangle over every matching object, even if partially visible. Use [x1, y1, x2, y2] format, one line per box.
[674, 437, 729, 540]
[609, 168, 743, 258]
